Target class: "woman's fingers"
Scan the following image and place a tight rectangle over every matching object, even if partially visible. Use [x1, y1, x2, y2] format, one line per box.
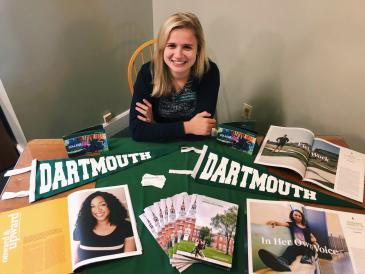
[207, 118, 216, 125]
[135, 99, 154, 123]
[142, 99, 152, 107]
[135, 106, 147, 115]
[137, 115, 148, 122]
[136, 102, 148, 110]
[196, 111, 211, 118]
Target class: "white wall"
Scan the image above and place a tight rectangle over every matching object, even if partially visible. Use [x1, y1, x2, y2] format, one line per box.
[0, 0, 153, 140]
[153, 0, 365, 153]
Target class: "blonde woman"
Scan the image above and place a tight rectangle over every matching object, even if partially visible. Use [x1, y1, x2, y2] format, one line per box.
[129, 12, 220, 141]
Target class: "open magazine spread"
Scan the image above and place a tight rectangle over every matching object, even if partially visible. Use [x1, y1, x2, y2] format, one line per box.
[140, 193, 238, 272]
[247, 199, 365, 274]
[0, 185, 142, 273]
[254, 125, 365, 202]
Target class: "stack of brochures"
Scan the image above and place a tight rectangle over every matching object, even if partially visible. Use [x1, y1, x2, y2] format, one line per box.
[140, 193, 239, 272]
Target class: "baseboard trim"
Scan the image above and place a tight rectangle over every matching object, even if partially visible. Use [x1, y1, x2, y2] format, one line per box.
[103, 109, 130, 137]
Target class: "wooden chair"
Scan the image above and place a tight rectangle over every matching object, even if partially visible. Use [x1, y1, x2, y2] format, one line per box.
[127, 39, 157, 95]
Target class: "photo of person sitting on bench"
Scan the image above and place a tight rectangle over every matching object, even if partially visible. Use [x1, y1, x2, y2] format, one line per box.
[258, 209, 318, 272]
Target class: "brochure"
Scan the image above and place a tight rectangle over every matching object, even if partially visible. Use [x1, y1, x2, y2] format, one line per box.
[0, 185, 142, 273]
[63, 125, 108, 157]
[247, 199, 365, 274]
[254, 125, 365, 202]
[216, 122, 257, 155]
[140, 193, 239, 272]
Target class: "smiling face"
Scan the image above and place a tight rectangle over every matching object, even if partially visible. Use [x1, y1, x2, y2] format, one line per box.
[163, 27, 198, 79]
[90, 195, 110, 222]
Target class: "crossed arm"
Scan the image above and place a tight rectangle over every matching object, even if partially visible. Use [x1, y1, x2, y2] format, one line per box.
[130, 62, 219, 141]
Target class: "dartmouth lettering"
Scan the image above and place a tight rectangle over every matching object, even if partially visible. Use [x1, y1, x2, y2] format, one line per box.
[198, 152, 317, 201]
[39, 152, 151, 194]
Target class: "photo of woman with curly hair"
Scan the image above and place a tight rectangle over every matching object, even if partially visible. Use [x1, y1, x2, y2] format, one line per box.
[70, 186, 140, 265]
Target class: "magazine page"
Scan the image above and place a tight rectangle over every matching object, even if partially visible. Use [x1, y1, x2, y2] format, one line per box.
[304, 138, 364, 202]
[254, 125, 315, 177]
[67, 185, 142, 271]
[144, 205, 163, 235]
[0, 198, 72, 274]
[143, 203, 165, 251]
[165, 195, 178, 256]
[171, 193, 193, 270]
[247, 199, 361, 274]
[139, 213, 158, 238]
[334, 209, 365, 273]
[176, 194, 239, 269]
[174, 192, 190, 246]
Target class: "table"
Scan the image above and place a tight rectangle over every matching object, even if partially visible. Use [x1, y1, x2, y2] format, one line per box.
[1, 137, 364, 274]
[1, 136, 363, 213]
[0, 139, 94, 212]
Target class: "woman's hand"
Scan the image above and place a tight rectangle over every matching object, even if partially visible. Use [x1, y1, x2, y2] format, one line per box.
[266, 220, 277, 227]
[183, 111, 216, 135]
[136, 99, 154, 123]
[266, 220, 288, 228]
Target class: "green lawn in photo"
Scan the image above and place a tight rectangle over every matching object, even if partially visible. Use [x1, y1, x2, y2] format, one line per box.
[167, 243, 179, 257]
[177, 240, 232, 263]
[307, 158, 337, 174]
[262, 144, 309, 166]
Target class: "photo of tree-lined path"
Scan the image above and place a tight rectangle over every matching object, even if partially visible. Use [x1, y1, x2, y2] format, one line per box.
[304, 139, 339, 189]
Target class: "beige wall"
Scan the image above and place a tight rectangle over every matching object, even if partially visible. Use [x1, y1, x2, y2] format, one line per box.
[0, 0, 153, 139]
[153, 0, 365, 153]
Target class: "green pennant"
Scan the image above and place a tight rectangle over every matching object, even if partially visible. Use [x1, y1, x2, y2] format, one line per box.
[29, 146, 179, 203]
[191, 145, 363, 210]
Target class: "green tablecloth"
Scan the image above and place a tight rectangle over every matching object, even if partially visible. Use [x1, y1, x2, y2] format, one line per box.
[82, 137, 357, 274]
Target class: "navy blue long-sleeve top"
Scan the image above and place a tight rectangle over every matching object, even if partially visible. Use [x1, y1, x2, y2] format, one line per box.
[129, 61, 220, 142]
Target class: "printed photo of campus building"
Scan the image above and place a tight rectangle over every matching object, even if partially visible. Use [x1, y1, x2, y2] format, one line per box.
[162, 195, 238, 268]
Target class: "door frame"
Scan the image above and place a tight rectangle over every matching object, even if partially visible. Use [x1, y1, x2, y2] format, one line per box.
[0, 79, 27, 152]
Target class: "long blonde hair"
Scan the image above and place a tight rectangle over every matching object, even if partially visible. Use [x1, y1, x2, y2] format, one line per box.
[152, 12, 209, 97]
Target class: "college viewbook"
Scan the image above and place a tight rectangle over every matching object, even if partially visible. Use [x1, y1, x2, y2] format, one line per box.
[247, 199, 365, 274]
[140, 193, 238, 272]
[0, 185, 142, 273]
[254, 125, 365, 202]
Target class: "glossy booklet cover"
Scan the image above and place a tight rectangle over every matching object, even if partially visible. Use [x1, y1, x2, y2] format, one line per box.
[0, 185, 142, 273]
[63, 125, 108, 157]
[247, 199, 365, 274]
[140, 193, 238, 272]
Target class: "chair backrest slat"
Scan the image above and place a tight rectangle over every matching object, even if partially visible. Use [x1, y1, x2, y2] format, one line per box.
[127, 39, 157, 95]
[140, 52, 145, 65]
